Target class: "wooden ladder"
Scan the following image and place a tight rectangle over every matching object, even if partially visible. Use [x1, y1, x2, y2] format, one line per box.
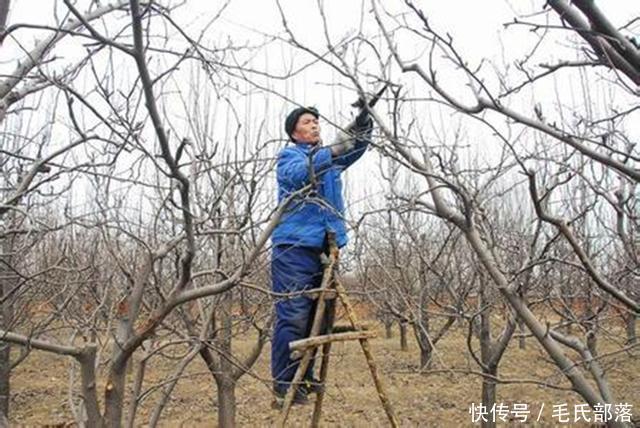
[276, 235, 399, 427]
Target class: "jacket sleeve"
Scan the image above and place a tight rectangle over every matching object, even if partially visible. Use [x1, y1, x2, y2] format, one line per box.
[332, 124, 372, 169]
[277, 146, 333, 189]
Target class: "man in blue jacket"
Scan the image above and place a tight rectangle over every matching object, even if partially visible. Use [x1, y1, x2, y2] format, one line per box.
[271, 105, 372, 406]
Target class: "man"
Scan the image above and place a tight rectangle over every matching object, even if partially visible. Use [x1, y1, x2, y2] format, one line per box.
[271, 105, 373, 406]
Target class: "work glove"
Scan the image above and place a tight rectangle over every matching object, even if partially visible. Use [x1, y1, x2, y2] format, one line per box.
[355, 108, 373, 131]
[330, 109, 372, 158]
[330, 122, 356, 158]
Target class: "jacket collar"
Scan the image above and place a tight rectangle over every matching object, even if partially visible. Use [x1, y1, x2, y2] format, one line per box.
[292, 140, 319, 152]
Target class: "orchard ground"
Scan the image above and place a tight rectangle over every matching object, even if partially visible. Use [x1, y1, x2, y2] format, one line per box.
[9, 307, 639, 427]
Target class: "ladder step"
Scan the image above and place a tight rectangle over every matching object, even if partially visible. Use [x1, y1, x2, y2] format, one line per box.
[289, 331, 377, 359]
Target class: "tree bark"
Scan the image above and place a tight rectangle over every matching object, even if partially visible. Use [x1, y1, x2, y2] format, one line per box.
[414, 310, 433, 369]
[125, 351, 148, 428]
[416, 279, 431, 368]
[399, 321, 408, 351]
[216, 290, 236, 428]
[587, 329, 598, 357]
[0, 223, 15, 421]
[478, 283, 497, 428]
[104, 296, 131, 427]
[104, 364, 127, 427]
[216, 376, 236, 428]
[384, 319, 393, 339]
[77, 346, 102, 427]
[0, 411, 7, 428]
[481, 366, 498, 428]
[0, 295, 10, 421]
[418, 334, 432, 369]
[625, 313, 637, 345]
[0, 307, 10, 422]
[517, 318, 526, 350]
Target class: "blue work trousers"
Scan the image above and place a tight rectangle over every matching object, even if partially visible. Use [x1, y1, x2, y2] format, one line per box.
[271, 244, 328, 393]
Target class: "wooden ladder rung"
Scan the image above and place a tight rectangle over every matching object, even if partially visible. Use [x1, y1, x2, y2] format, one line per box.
[289, 330, 377, 359]
[277, 233, 398, 428]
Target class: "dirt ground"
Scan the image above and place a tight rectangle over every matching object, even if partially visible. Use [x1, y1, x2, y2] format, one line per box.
[8, 317, 640, 427]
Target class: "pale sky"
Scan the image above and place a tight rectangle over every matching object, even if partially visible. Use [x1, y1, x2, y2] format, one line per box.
[2, 1, 638, 256]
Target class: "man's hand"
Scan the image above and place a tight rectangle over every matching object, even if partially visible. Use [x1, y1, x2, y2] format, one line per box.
[355, 108, 373, 131]
[330, 108, 373, 158]
[330, 132, 355, 157]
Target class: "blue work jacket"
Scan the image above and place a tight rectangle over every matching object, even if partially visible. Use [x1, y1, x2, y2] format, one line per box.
[272, 134, 370, 249]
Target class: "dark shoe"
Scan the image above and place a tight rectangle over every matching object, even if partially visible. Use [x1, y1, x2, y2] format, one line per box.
[271, 387, 309, 409]
[302, 378, 324, 395]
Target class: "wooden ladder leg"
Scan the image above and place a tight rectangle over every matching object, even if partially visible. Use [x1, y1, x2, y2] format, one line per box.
[334, 275, 400, 428]
[277, 347, 313, 427]
[311, 297, 336, 428]
[277, 254, 337, 427]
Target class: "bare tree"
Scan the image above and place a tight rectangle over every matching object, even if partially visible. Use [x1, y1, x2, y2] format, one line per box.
[268, 0, 639, 424]
[0, 1, 289, 425]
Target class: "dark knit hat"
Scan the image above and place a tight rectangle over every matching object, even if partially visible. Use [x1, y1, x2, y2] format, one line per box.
[284, 106, 319, 141]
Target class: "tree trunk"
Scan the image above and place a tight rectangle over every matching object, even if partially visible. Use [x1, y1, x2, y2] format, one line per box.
[104, 364, 127, 427]
[481, 366, 498, 428]
[0, 301, 10, 421]
[415, 293, 432, 369]
[479, 281, 496, 428]
[585, 299, 598, 357]
[77, 347, 103, 427]
[624, 313, 637, 345]
[399, 321, 408, 351]
[384, 319, 393, 339]
[125, 350, 148, 428]
[419, 339, 432, 369]
[216, 290, 236, 428]
[563, 292, 574, 335]
[586, 330, 598, 357]
[0, 329, 9, 423]
[0, 231, 15, 421]
[414, 320, 432, 369]
[104, 295, 132, 427]
[517, 318, 526, 350]
[463, 227, 629, 426]
[216, 376, 236, 428]
[0, 411, 7, 428]
[417, 278, 432, 368]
